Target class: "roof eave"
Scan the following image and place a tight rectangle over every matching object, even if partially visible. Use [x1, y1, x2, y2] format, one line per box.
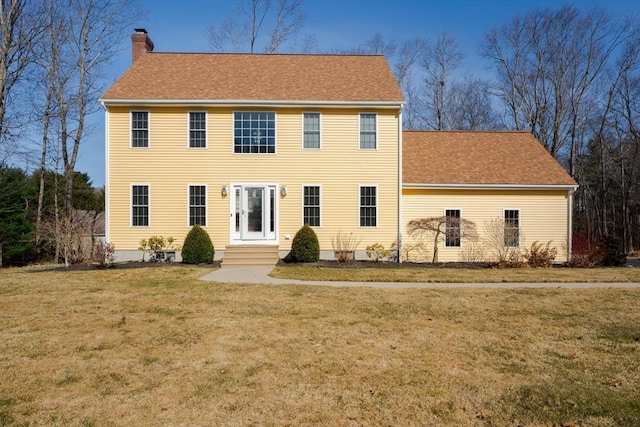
[99, 98, 405, 109]
[403, 183, 578, 191]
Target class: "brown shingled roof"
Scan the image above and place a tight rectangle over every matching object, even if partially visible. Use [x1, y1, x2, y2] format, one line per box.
[102, 53, 404, 103]
[403, 131, 577, 187]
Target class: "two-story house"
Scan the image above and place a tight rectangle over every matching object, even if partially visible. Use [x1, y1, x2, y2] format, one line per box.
[101, 29, 577, 265]
[101, 29, 404, 264]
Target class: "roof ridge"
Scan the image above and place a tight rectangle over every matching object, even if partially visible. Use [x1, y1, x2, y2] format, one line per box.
[145, 51, 387, 58]
[403, 129, 530, 134]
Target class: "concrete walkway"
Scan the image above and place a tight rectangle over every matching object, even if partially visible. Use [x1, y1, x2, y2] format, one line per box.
[199, 266, 640, 289]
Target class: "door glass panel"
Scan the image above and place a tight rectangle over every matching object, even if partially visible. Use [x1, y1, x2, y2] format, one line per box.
[247, 188, 263, 233]
[235, 188, 241, 233]
[270, 188, 275, 233]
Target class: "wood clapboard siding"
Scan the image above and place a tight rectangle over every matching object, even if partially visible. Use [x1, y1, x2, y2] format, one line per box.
[402, 188, 571, 262]
[107, 106, 400, 254]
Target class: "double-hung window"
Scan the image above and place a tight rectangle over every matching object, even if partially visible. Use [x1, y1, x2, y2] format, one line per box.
[131, 185, 149, 227]
[445, 209, 461, 247]
[303, 186, 321, 227]
[359, 113, 377, 149]
[359, 186, 377, 227]
[504, 209, 520, 247]
[303, 113, 320, 149]
[234, 112, 275, 153]
[131, 111, 149, 148]
[189, 185, 206, 227]
[189, 112, 207, 148]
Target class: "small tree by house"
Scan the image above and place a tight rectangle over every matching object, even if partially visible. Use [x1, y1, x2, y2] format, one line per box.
[290, 224, 320, 262]
[407, 216, 477, 263]
[181, 225, 214, 264]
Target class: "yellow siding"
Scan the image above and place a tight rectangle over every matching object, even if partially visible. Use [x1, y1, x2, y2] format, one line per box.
[401, 188, 571, 263]
[107, 106, 400, 256]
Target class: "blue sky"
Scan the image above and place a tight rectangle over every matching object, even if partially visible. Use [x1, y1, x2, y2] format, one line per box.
[80, 0, 640, 187]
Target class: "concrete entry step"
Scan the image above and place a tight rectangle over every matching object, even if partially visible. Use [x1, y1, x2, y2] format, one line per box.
[222, 245, 279, 268]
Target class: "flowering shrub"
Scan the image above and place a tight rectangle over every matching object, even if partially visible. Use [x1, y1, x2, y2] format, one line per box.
[366, 243, 389, 262]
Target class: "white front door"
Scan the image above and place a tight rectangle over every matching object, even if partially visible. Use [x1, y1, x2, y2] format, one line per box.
[231, 184, 277, 242]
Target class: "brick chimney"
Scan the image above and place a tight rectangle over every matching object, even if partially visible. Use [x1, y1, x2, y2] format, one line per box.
[131, 28, 154, 64]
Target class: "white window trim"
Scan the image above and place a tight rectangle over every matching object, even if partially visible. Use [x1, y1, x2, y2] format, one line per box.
[187, 184, 208, 228]
[444, 208, 462, 248]
[503, 208, 521, 248]
[358, 184, 378, 228]
[232, 111, 278, 155]
[130, 183, 150, 228]
[130, 110, 150, 148]
[302, 112, 322, 150]
[301, 184, 322, 227]
[187, 111, 208, 149]
[358, 112, 378, 150]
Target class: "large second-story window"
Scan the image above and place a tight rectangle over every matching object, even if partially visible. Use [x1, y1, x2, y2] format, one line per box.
[131, 185, 149, 227]
[189, 185, 206, 226]
[359, 186, 377, 227]
[303, 113, 320, 149]
[131, 111, 148, 148]
[359, 113, 377, 149]
[234, 112, 275, 153]
[189, 112, 207, 148]
[504, 209, 520, 247]
[445, 209, 461, 247]
[303, 185, 321, 227]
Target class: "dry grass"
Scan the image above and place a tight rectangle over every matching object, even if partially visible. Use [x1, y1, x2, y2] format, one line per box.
[1, 265, 639, 426]
[271, 264, 640, 283]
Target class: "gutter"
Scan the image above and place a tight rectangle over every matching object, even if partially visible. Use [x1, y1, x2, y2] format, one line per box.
[403, 183, 579, 191]
[99, 98, 405, 109]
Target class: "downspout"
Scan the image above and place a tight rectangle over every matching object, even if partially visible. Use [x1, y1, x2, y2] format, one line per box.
[568, 189, 574, 262]
[103, 102, 109, 246]
[397, 106, 403, 263]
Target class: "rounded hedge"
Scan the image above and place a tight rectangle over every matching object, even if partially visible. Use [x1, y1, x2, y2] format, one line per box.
[291, 224, 320, 262]
[181, 225, 215, 264]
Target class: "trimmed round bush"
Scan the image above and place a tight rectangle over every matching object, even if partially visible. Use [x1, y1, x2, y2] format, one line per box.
[181, 225, 215, 264]
[291, 224, 320, 262]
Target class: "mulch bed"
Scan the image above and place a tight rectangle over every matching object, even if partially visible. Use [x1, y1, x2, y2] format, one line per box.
[31, 260, 221, 272]
[277, 259, 492, 269]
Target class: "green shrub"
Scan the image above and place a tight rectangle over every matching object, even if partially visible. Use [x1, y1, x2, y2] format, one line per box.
[181, 225, 214, 264]
[291, 224, 320, 262]
[603, 235, 626, 266]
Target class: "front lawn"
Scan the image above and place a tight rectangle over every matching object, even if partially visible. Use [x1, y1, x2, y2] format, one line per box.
[271, 262, 640, 282]
[0, 266, 638, 425]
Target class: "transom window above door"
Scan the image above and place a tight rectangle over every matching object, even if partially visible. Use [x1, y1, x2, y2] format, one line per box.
[234, 112, 275, 153]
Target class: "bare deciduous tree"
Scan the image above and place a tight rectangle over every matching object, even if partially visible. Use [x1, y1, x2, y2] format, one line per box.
[394, 37, 427, 88]
[394, 37, 428, 130]
[421, 31, 465, 130]
[207, 0, 305, 53]
[0, 0, 41, 161]
[30, 0, 137, 264]
[360, 32, 396, 57]
[407, 216, 477, 263]
[33, 0, 64, 248]
[446, 75, 499, 130]
[481, 4, 635, 164]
